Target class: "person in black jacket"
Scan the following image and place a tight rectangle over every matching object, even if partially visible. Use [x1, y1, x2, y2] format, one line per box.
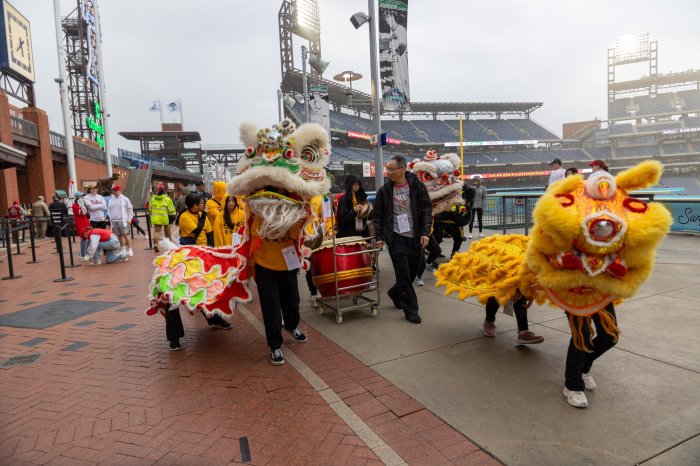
[336, 174, 369, 238]
[373, 156, 432, 324]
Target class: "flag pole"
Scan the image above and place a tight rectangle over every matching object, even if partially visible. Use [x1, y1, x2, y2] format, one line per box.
[179, 99, 184, 129]
[159, 99, 164, 128]
[459, 114, 464, 178]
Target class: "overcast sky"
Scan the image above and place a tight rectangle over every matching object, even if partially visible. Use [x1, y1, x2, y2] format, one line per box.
[14, 0, 700, 153]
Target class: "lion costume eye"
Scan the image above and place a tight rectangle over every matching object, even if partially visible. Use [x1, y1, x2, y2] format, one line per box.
[419, 172, 433, 182]
[623, 198, 648, 213]
[299, 144, 320, 164]
[245, 147, 256, 159]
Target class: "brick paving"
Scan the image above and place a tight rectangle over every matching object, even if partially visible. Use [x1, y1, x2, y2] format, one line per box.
[0, 235, 499, 465]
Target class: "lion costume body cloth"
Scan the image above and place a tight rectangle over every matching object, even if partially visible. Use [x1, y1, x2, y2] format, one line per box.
[435, 161, 672, 351]
[146, 119, 330, 319]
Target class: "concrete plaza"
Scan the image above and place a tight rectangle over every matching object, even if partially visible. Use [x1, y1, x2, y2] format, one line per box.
[0, 231, 698, 465]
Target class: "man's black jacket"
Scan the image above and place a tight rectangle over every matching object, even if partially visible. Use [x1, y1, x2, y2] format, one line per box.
[372, 171, 432, 246]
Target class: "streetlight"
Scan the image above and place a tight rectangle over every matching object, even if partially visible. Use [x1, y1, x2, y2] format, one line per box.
[350, 3, 383, 190]
[332, 71, 362, 107]
[301, 45, 329, 123]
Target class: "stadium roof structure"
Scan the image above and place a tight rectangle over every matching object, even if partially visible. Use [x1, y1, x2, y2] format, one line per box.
[119, 131, 202, 143]
[281, 69, 543, 118]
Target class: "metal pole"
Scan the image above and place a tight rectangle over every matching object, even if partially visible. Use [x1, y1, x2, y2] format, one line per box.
[52, 0, 77, 195]
[368, 0, 384, 190]
[27, 218, 39, 264]
[301, 45, 310, 123]
[179, 99, 184, 128]
[145, 210, 153, 250]
[277, 89, 282, 121]
[2, 220, 22, 280]
[64, 218, 80, 268]
[93, 0, 113, 176]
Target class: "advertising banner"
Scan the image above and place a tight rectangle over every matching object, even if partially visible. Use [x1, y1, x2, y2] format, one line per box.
[664, 201, 700, 232]
[308, 84, 330, 135]
[81, 0, 99, 87]
[378, 0, 409, 111]
[362, 162, 388, 178]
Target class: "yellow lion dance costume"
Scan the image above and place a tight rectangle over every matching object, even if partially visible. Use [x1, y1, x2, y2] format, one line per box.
[435, 161, 672, 350]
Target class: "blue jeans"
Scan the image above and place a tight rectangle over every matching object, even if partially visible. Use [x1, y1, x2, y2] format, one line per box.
[93, 237, 124, 264]
[80, 239, 89, 257]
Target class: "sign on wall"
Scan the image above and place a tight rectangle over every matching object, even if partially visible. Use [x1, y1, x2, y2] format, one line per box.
[378, 0, 410, 111]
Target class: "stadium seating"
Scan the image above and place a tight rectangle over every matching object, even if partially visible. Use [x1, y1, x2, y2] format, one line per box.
[482, 151, 532, 164]
[637, 120, 681, 133]
[677, 89, 700, 112]
[616, 145, 659, 158]
[520, 150, 555, 163]
[477, 120, 524, 141]
[662, 143, 690, 155]
[610, 123, 634, 135]
[381, 120, 427, 143]
[551, 149, 590, 161]
[507, 119, 559, 140]
[659, 174, 700, 195]
[586, 146, 612, 159]
[443, 120, 494, 141]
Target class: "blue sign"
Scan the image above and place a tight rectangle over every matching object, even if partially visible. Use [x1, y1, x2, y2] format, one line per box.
[666, 202, 700, 232]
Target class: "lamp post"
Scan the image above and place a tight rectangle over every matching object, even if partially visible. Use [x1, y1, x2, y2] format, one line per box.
[301, 45, 310, 123]
[333, 71, 362, 108]
[350, 1, 383, 190]
[52, 0, 77, 196]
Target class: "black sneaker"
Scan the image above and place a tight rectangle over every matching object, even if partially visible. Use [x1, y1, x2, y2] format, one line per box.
[169, 340, 182, 351]
[405, 314, 422, 324]
[270, 348, 285, 365]
[289, 328, 308, 343]
[212, 321, 232, 330]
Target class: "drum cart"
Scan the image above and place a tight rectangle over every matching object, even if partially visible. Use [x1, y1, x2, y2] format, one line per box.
[312, 235, 381, 324]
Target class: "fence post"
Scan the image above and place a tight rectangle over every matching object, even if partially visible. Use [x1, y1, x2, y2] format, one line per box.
[64, 218, 80, 268]
[12, 219, 25, 256]
[26, 218, 39, 264]
[51, 212, 74, 283]
[2, 219, 22, 280]
[501, 197, 507, 235]
[524, 198, 530, 235]
[144, 210, 153, 250]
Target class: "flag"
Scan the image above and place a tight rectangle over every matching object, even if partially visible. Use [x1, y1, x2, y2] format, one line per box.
[148, 100, 160, 112]
[167, 101, 181, 112]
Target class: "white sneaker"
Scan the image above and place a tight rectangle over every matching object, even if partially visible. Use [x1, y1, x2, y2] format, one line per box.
[122, 252, 129, 263]
[480, 233, 486, 238]
[89, 260, 102, 266]
[414, 276, 424, 286]
[582, 373, 597, 390]
[563, 387, 588, 408]
[128, 248, 134, 257]
[80, 255, 90, 262]
[310, 294, 320, 308]
[468, 234, 472, 239]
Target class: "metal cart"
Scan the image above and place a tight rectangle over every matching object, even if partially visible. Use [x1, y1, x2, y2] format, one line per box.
[314, 234, 381, 324]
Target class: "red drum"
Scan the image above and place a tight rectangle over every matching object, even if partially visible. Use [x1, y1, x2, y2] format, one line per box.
[311, 236, 373, 297]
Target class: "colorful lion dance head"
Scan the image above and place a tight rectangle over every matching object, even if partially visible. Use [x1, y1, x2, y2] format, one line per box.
[229, 119, 331, 240]
[526, 160, 672, 316]
[409, 150, 464, 214]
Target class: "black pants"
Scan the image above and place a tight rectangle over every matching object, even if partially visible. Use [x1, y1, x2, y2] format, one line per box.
[90, 220, 107, 229]
[485, 296, 528, 331]
[387, 233, 421, 318]
[417, 234, 442, 276]
[435, 223, 463, 255]
[305, 268, 318, 296]
[255, 263, 300, 351]
[565, 303, 618, 391]
[469, 208, 483, 233]
[164, 307, 228, 342]
[165, 307, 185, 342]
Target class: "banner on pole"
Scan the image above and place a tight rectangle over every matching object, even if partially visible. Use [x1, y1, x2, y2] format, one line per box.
[308, 84, 330, 135]
[378, 0, 410, 111]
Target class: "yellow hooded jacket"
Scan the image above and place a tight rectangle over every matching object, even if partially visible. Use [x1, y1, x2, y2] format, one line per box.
[213, 197, 246, 247]
[205, 181, 228, 226]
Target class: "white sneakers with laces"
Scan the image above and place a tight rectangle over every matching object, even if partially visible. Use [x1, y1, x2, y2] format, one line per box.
[563, 387, 588, 408]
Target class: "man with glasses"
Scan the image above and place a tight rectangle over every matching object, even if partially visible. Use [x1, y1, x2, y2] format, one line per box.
[373, 155, 432, 323]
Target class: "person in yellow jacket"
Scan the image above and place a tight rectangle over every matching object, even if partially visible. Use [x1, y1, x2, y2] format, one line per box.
[205, 181, 228, 227]
[305, 194, 334, 307]
[213, 195, 246, 247]
[178, 193, 213, 246]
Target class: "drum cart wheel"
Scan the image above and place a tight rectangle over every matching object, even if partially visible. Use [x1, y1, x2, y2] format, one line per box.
[317, 307, 324, 315]
[370, 305, 378, 316]
[336, 314, 343, 324]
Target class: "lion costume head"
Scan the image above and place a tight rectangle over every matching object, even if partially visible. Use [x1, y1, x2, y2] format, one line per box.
[409, 150, 464, 215]
[526, 160, 672, 316]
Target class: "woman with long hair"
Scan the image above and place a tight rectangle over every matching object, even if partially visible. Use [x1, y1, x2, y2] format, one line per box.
[213, 195, 246, 247]
[336, 174, 370, 238]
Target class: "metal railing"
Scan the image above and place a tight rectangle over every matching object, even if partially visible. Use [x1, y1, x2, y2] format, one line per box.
[9, 116, 38, 139]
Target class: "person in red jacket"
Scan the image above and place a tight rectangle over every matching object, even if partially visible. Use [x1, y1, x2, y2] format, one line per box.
[72, 192, 92, 260]
[81, 227, 128, 265]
